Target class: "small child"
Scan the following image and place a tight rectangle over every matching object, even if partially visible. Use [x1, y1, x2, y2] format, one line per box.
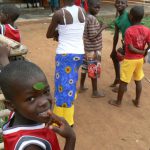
[110, 0, 131, 88]
[79, 0, 107, 98]
[0, 45, 76, 150]
[0, 4, 21, 42]
[0, 4, 24, 61]
[109, 6, 150, 107]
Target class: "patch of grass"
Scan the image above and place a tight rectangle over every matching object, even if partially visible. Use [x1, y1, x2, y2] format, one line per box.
[142, 17, 150, 28]
[97, 15, 150, 29]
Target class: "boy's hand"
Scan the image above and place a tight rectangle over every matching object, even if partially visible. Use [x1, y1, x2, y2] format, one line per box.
[101, 24, 109, 30]
[45, 111, 76, 150]
[46, 111, 76, 139]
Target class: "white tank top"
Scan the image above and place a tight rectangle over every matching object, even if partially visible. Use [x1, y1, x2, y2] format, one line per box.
[56, 5, 85, 54]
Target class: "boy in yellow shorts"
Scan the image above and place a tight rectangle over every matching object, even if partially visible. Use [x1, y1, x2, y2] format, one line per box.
[109, 6, 150, 107]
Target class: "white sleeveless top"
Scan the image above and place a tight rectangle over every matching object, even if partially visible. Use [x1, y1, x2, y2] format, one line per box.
[56, 5, 85, 54]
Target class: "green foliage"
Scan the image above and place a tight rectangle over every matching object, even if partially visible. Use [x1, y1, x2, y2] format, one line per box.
[142, 17, 150, 28]
[97, 15, 150, 30]
[0, 116, 8, 143]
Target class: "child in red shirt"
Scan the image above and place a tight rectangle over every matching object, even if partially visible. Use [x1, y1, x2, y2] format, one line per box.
[0, 4, 24, 61]
[109, 6, 150, 107]
[0, 4, 21, 42]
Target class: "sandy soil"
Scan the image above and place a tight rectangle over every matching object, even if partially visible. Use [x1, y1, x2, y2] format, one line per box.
[18, 21, 150, 150]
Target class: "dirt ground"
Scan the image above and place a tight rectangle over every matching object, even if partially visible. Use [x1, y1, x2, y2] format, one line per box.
[18, 21, 150, 150]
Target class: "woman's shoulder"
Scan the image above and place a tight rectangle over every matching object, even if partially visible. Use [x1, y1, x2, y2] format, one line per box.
[53, 9, 63, 17]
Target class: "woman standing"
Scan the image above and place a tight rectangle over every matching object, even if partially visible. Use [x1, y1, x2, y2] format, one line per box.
[46, 0, 85, 126]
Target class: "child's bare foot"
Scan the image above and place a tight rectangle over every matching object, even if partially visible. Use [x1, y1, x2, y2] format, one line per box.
[108, 99, 121, 107]
[91, 91, 105, 98]
[78, 87, 88, 93]
[132, 99, 140, 107]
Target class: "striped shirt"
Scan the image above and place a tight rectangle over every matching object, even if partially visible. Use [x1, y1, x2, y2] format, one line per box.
[84, 14, 102, 52]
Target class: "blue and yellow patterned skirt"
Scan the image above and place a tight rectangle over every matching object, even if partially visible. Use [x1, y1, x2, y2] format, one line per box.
[53, 54, 83, 125]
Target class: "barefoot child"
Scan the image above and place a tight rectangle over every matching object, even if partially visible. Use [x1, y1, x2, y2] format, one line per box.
[0, 45, 76, 150]
[110, 0, 131, 88]
[109, 6, 150, 107]
[79, 0, 107, 98]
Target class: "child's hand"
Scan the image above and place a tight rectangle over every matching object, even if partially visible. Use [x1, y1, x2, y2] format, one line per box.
[101, 24, 109, 30]
[46, 110, 76, 139]
[45, 111, 76, 150]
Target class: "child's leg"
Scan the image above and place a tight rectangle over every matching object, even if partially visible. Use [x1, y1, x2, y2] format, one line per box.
[79, 56, 88, 93]
[117, 81, 127, 104]
[132, 80, 142, 107]
[132, 58, 144, 107]
[91, 78, 97, 94]
[110, 55, 120, 87]
[79, 72, 88, 92]
[91, 78, 105, 98]
[109, 80, 127, 106]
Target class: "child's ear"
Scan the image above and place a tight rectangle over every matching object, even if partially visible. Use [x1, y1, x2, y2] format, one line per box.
[4, 100, 15, 111]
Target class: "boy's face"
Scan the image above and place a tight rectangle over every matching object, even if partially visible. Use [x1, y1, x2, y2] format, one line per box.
[115, 0, 127, 12]
[9, 74, 53, 124]
[89, 2, 101, 16]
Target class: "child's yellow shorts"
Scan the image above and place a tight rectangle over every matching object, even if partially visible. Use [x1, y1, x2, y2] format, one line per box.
[120, 58, 144, 83]
[53, 104, 74, 126]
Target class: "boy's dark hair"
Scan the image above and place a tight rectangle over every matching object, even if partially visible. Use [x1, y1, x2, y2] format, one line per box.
[88, 0, 100, 6]
[130, 6, 144, 22]
[0, 4, 20, 22]
[0, 61, 46, 101]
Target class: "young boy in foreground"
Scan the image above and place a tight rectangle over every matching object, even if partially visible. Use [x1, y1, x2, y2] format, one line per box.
[109, 6, 150, 107]
[0, 45, 76, 150]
